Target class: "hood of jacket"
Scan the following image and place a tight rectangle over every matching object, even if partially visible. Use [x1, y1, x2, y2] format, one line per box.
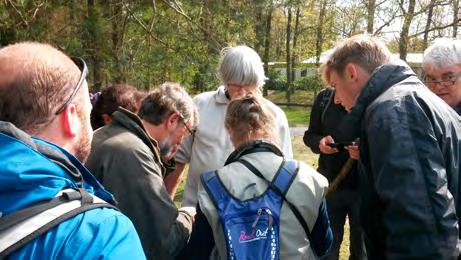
[0, 121, 115, 216]
[337, 59, 416, 142]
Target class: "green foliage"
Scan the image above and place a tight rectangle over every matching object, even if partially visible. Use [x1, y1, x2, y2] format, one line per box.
[265, 70, 287, 90]
[292, 74, 323, 92]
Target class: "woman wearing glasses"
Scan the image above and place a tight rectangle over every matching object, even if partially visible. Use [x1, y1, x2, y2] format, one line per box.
[423, 38, 461, 115]
[178, 96, 332, 259]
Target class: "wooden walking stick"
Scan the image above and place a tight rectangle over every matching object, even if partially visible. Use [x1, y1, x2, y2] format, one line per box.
[327, 158, 356, 194]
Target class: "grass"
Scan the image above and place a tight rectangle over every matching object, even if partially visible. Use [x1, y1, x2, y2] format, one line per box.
[174, 135, 351, 259]
[266, 89, 317, 104]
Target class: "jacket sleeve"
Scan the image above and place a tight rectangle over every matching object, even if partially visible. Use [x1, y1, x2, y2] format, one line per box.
[309, 199, 333, 257]
[99, 146, 193, 259]
[81, 210, 147, 259]
[303, 91, 326, 154]
[365, 100, 458, 259]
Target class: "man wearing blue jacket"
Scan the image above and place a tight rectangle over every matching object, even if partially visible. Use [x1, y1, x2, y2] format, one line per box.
[0, 42, 145, 259]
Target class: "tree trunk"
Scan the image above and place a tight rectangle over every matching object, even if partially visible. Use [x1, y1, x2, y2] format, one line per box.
[253, 0, 265, 55]
[110, 0, 126, 83]
[291, 7, 301, 91]
[453, 0, 459, 37]
[367, 0, 376, 33]
[285, 6, 292, 103]
[399, 0, 415, 61]
[87, 0, 102, 91]
[315, 0, 327, 65]
[423, 0, 435, 50]
[263, 6, 273, 97]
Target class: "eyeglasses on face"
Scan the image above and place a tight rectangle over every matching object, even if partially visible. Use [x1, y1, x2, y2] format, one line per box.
[178, 113, 196, 138]
[55, 57, 88, 115]
[425, 73, 461, 89]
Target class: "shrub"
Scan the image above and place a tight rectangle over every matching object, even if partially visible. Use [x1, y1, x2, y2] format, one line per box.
[293, 74, 323, 92]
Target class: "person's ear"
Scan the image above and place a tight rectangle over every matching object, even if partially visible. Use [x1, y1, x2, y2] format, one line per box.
[61, 103, 80, 138]
[345, 63, 358, 81]
[166, 112, 180, 131]
[101, 114, 112, 125]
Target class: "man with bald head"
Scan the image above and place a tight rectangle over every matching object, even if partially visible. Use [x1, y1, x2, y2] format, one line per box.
[0, 42, 145, 259]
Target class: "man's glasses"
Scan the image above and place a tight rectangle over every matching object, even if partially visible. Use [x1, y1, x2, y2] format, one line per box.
[425, 73, 461, 89]
[178, 113, 196, 138]
[55, 57, 88, 115]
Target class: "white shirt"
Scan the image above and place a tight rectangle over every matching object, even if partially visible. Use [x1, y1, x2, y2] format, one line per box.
[176, 86, 293, 207]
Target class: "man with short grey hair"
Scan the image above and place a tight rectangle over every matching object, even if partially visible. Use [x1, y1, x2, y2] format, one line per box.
[165, 45, 293, 207]
[422, 38, 461, 114]
[86, 82, 198, 260]
[322, 34, 461, 259]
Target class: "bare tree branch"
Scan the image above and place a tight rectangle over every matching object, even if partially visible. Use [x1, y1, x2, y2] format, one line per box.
[159, 0, 222, 53]
[409, 17, 461, 37]
[6, 0, 29, 27]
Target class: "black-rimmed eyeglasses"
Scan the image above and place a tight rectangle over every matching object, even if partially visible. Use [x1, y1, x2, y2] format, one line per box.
[55, 57, 88, 115]
[178, 113, 196, 138]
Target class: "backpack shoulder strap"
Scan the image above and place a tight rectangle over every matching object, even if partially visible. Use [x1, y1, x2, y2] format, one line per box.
[320, 88, 334, 125]
[238, 158, 312, 239]
[271, 159, 298, 196]
[0, 188, 118, 258]
[200, 171, 229, 211]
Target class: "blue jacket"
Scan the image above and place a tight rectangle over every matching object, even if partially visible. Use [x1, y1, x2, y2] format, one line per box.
[0, 121, 146, 259]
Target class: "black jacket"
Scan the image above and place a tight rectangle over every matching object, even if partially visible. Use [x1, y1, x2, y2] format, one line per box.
[303, 88, 358, 190]
[341, 59, 461, 259]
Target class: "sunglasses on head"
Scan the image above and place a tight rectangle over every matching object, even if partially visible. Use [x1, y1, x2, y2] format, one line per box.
[55, 57, 88, 115]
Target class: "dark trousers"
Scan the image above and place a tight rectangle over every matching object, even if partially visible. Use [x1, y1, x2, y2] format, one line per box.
[323, 189, 366, 260]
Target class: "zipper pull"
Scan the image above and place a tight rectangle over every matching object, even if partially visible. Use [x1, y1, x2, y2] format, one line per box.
[252, 208, 263, 228]
[265, 208, 273, 229]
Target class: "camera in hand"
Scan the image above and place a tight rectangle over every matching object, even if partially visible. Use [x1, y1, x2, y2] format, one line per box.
[327, 141, 353, 148]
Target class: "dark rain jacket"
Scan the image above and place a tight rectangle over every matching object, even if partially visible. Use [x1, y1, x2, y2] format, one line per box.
[85, 108, 193, 260]
[340, 59, 461, 259]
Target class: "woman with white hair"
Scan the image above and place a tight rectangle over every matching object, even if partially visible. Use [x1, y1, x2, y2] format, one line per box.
[178, 96, 332, 259]
[422, 38, 461, 114]
[166, 45, 293, 207]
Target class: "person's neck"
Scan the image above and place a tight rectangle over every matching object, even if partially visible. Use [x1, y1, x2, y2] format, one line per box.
[141, 119, 165, 142]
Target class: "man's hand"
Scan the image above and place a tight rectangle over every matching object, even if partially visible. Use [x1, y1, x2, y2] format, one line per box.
[319, 135, 339, 154]
[179, 206, 196, 223]
[345, 142, 360, 160]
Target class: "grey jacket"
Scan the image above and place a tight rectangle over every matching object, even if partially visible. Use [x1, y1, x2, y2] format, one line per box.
[86, 108, 192, 260]
[196, 145, 331, 259]
[341, 60, 461, 259]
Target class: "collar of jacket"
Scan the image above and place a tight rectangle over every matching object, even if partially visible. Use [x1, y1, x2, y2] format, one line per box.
[0, 121, 115, 215]
[225, 139, 283, 165]
[111, 107, 164, 174]
[214, 85, 230, 105]
[337, 59, 416, 142]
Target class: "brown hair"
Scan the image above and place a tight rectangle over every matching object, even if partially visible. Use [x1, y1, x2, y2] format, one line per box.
[138, 82, 198, 127]
[321, 34, 390, 85]
[91, 84, 145, 129]
[0, 42, 83, 134]
[225, 96, 278, 145]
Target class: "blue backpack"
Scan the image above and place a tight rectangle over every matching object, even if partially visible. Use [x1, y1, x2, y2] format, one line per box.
[201, 159, 310, 260]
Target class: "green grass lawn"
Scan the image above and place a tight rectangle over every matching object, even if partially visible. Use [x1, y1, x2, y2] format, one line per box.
[266, 90, 314, 127]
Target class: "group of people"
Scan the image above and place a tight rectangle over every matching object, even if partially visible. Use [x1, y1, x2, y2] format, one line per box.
[0, 34, 460, 260]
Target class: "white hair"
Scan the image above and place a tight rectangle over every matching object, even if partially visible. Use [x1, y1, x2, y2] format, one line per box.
[218, 45, 266, 88]
[423, 38, 461, 70]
